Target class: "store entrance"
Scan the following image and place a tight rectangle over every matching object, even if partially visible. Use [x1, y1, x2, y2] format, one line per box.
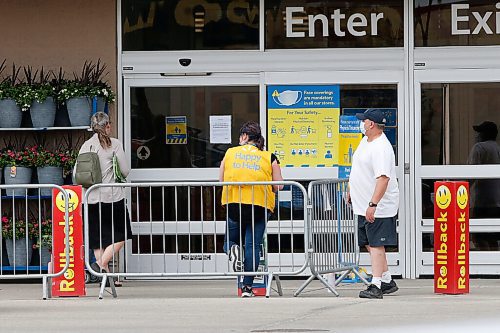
[121, 71, 407, 277]
[414, 69, 500, 277]
[265, 71, 407, 277]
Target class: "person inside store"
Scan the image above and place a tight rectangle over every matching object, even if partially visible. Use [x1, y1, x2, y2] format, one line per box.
[219, 121, 283, 297]
[79, 112, 132, 287]
[348, 109, 400, 299]
[467, 121, 500, 219]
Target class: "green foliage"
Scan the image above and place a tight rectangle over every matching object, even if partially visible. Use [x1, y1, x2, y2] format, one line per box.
[1, 216, 37, 240]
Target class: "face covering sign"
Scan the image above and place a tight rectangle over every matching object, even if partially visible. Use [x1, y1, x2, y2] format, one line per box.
[267, 85, 340, 167]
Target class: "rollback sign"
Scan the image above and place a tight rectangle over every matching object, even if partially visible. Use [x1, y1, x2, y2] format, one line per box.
[434, 182, 469, 295]
[52, 186, 86, 297]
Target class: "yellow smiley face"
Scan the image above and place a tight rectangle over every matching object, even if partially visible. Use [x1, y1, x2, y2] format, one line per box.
[55, 189, 79, 213]
[435, 185, 451, 210]
[457, 185, 468, 210]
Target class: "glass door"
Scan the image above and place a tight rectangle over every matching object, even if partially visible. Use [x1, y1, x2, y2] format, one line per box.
[414, 69, 500, 277]
[265, 70, 407, 276]
[122, 74, 261, 274]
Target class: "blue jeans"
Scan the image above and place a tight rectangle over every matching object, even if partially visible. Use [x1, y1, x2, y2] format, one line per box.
[223, 215, 267, 286]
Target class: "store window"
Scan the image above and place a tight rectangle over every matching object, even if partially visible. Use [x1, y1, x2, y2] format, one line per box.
[122, 0, 259, 51]
[267, 84, 398, 168]
[422, 232, 500, 252]
[415, 0, 500, 47]
[422, 179, 500, 220]
[265, 0, 404, 49]
[130, 86, 259, 169]
[421, 83, 500, 165]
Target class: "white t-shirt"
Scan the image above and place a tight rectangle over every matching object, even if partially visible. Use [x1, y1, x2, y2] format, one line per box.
[349, 133, 399, 217]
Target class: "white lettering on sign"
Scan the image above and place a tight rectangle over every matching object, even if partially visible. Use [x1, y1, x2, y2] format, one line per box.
[451, 3, 500, 35]
[286, 7, 384, 38]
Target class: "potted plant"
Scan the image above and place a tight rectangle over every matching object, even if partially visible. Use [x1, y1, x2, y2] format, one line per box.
[2, 215, 36, 267]
[32, 217, 52, 267]
[0, 62, 23, 128]
[26, 66, 57, 128]
[2, 146, 36, 196]
[33, 146, 69, 196]
[59, 60, 115, 127]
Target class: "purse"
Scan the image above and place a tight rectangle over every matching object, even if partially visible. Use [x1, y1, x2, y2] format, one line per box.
[112, 152, 127, 183]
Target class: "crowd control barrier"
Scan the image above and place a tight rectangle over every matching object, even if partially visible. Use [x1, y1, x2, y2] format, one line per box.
[83, 181, 310, 299]
[294, 179, 369, 297]
[0, 184, 70, 299]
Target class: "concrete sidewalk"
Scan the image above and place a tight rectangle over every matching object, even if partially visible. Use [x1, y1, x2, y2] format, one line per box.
[1, 278, 499, 333]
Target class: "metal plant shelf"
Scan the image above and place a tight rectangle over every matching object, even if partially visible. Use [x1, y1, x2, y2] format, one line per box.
[0, 266, 49, 271]
[1, 195, 52, 200]
[0, 126, 90, 131]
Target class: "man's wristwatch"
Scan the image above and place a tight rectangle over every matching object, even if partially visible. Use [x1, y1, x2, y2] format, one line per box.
[368, 201, 378, 208]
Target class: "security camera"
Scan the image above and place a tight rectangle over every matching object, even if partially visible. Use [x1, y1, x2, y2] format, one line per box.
[179, 58, 191, 67]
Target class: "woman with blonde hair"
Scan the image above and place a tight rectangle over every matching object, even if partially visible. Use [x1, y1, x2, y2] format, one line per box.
[78, 112, 131, 286]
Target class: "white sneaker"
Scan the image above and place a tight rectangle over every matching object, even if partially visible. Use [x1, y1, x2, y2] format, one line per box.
[229, 244, 242, 272]
[241, 285, 255, 298]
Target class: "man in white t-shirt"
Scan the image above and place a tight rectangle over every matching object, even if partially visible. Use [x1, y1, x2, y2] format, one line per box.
[349, 109, 400, 299]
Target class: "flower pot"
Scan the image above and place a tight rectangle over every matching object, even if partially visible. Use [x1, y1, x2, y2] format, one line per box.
[0, 98, 23, 128]
[40, 247, 51, 267]
[30, 97, 56, 128]
[93, 96, 106, 113]
[3, 166, 32, 196]
[5, 238, 34, 267]
[37, 166, 63, 196]
[66, 97, 92, 127]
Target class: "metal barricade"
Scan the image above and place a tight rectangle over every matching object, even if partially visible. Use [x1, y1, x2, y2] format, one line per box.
[0, 184, 70, 299]
[83, 181, 309, 299]
[294, 179, 369, 297]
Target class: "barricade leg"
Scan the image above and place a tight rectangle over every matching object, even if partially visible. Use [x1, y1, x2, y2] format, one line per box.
[275, 275, 283, 296]
[98, 273, 117, 299]
[294, 275, 315, 297]
[42, 276, 49, 300]
[317, 273, 339, 296]
[264, 274, 284, 298]
[266, 273, 273, 298]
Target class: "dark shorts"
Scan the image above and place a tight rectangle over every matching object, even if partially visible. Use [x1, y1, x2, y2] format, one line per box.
[358, 215, 397, 247]
[88, 199, 132, 250]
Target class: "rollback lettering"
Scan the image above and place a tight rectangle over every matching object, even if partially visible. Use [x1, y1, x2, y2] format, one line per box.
[437, 211, 448, 289]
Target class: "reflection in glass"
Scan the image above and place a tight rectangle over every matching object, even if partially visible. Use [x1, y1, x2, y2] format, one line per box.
[421, 179, 500, 219]
[122, 0, 259, 51]
[422, 232, 500, 252]
[340, 84, 398, 159]
[266, 0, 404, 49]
[421, 83, 500, 165]
[415, 0, 500, 47]
[130, 86, 259, 169]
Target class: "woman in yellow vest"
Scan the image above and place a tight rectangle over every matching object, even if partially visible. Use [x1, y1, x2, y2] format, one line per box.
[220, 121, 283, 297]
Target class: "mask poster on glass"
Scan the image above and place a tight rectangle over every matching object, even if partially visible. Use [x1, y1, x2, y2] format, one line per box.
[267, 85, 340, 167]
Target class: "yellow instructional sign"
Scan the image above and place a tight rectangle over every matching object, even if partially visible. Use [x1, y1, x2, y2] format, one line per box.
[267, 85, 340, 167]
[166, 116, 187, 144]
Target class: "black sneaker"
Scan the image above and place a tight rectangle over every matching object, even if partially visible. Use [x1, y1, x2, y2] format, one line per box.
[359, 284, 383, 299]
[241, 285, 255, 298]
[381, 279, 399, 295]
[229, 244, 242, 272]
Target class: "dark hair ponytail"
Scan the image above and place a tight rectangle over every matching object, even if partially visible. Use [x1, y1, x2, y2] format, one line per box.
[255, 136, 265, 151]
[239, 121, 265, 151]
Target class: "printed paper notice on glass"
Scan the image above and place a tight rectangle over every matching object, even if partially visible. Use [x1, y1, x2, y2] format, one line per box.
[210, 115, 231, 144]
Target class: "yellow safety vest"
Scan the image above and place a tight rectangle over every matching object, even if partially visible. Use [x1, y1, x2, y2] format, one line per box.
[221, 145, 276, 212]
